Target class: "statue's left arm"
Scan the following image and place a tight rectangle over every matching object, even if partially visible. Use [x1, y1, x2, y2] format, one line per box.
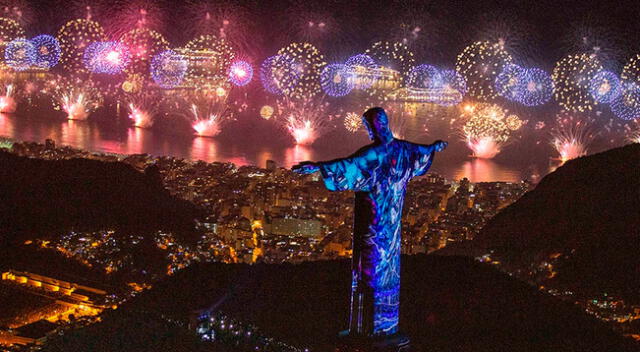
[409, 140, 447, 177]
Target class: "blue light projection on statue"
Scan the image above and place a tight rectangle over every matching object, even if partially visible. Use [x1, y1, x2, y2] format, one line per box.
[293, 107, 447, 337]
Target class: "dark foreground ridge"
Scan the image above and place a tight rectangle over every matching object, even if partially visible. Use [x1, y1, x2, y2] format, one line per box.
[0, 149, 204, 245]
[469, 143, 640, 301]
[42, 255, 636, 352]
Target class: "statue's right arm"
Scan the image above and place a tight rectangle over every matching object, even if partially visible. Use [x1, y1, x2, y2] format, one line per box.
[291, 145, 376, 175]
[317, 145, 378, 170]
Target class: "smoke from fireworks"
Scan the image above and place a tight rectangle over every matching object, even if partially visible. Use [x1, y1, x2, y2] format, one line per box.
[0, 0, 34, 26]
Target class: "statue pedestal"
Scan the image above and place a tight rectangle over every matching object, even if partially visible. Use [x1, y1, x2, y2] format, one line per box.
[335, 331, 410, 352]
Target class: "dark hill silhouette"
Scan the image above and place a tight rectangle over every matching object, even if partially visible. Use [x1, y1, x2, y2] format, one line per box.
[0, 150, 205, 245]
[466, 144, 640, 301]
[43, 255, 637, 352]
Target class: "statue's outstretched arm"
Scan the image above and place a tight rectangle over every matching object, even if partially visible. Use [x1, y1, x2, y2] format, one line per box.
[410, 140, 448, 177]
[291, 145, 375, 175]
[416, 140, 448, 154]
[293, 145, 378, 191]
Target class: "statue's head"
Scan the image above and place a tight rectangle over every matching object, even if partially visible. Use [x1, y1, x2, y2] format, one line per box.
[363, 107, 393, 143]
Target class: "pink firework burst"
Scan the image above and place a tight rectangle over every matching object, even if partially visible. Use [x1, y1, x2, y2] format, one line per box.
[276, 96, 331, 145]
[550, 112, 596, 162]
[177, 87, 234, 138]
[104, 0, 165, 39]
[125, 87, 161, 128]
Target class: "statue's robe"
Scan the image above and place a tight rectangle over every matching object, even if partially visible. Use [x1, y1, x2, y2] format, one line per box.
[318, 139, 435, 336]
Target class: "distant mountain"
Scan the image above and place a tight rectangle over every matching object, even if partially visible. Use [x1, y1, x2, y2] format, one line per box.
[0, 150, 204, 245]
[42, 255, 637, 352]
[468, 144, 640, 301]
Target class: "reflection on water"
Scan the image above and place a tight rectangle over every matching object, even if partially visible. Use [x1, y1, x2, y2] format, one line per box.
[453, 158, 522, 183]
[0, 113, 13, 134]
[0, 113, 549, 183]
[284, 145, 312, 167]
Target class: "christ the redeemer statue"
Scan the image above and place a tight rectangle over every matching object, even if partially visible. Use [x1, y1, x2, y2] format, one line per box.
[292, 107, 447, 346]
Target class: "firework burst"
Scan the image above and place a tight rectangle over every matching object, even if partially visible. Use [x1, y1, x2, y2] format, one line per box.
[83, 41, 131, 74]
[276, 96, 331, 145]
[365, 41, 415, 75]
[260, 54, 300, 95]
[344, 54, 379, 90]
[552, 53, 602, 112]
[0, 16, 23, 69]
[150, 49, 188, 89]
[0, 16, 23, 45]
[517, 67, 554, 106]
[320, 63, 354, 97]
[47, 75, 104, 120]
[57, 19, 106, 72]
[459, 102, 513, 158]
[177, 87, 234, 137]
[31, 34, 61, 69]
[227, 60, 253, 87]
[104, 0, 165, 38]
[456, 41, 513, 101]
[120, 28, 169, 75]
[625, 122, 640, 144]
[0, 81, 16, 113]
[343, 112, 362, 133]
[276, 42, 326, 100]
[4, 37, 35, 71]
[125, 86, 161, 128]
[611, 83, 640, 121]
[589, 70, 621, 104]
[550, 112, 596, 162]
[181, 34, 236, 89]
[621, 54, 640, 85]
[505, 114, 523, 131]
